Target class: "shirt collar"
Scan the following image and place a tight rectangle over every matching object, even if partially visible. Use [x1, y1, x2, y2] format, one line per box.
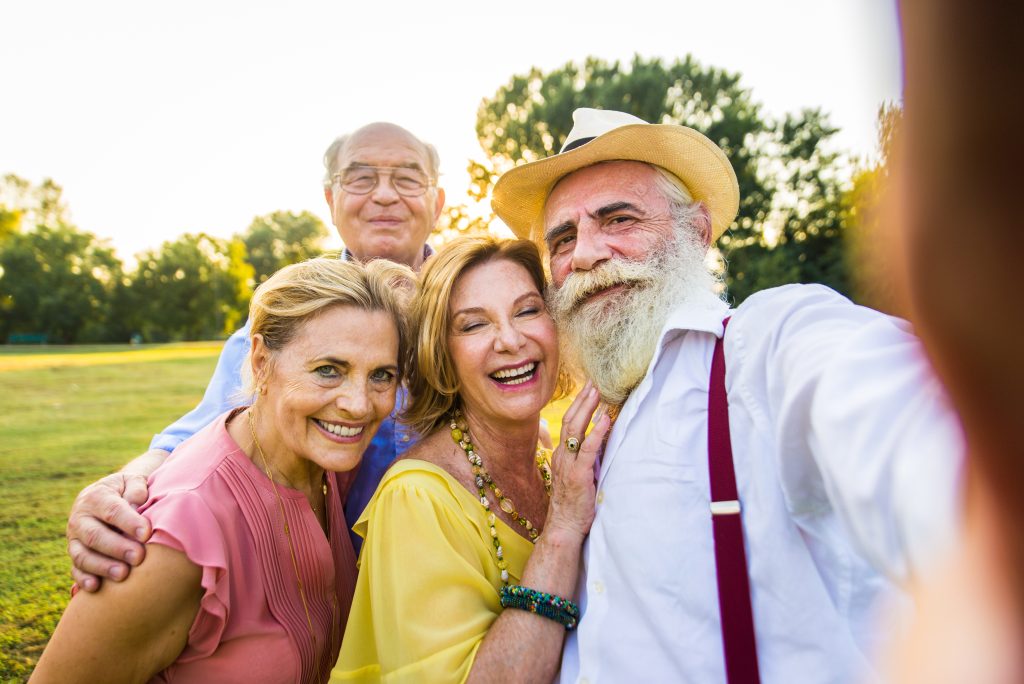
[640, 291, 731, 400]
[659, 291, 731, 340]
[340, 242, 435, 268]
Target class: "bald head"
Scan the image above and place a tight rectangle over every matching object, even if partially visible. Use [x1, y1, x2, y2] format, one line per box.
[323, 122, 440, 187]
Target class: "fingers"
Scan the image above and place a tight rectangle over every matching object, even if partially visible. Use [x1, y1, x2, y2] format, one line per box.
[559, 382, 601, 445]
[67, 509, 146, 568]
[70, 564, 102, 593]
[66, 474, 152, 584]
[574, 413, 610, 472]
[558, 380, 593, 438]
[121, 473, 151, 510]
[77, 475, 151, 543]
[67, 535, 137, 585]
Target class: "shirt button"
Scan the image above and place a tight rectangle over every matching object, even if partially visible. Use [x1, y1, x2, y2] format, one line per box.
[592, 580, 604, 595]
[401, 434, 410, 442]
[579, 678, 591, 684]
[596, 490, 605, 504]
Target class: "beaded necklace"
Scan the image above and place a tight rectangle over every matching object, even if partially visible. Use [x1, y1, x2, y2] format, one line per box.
[449, 410, 551, 586]
[248, 409, 331, 649]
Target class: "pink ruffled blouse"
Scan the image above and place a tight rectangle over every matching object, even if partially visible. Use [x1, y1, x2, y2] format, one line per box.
[138, 409, 357, 683]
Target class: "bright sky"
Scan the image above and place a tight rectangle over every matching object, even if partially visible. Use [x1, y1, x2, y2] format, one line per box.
[1, 0, 902, 262]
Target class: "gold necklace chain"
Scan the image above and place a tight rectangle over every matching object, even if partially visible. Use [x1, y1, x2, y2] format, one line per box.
[248, 409, 319, 648]
[449, 410, 551, 587]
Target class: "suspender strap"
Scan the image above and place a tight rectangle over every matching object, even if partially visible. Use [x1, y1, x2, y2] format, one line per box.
[708, 318, 761, 683]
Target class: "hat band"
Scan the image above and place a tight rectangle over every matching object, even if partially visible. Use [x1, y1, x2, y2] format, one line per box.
[560, 136, 595, 153]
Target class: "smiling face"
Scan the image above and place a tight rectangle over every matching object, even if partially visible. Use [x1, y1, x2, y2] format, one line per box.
[543, 160, 678, 289]
[323, 123, 445, 270]
[255, 304, 400, 474]
[447, 258, 559, 429]
[542, 161, 721, 405]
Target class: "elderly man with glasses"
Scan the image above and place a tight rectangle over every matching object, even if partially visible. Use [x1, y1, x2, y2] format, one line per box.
[65, 122, 445, 592]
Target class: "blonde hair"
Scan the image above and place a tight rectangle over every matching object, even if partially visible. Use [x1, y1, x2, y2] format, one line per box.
[404, 236, 573, 435]
[241, 257, 415, 397]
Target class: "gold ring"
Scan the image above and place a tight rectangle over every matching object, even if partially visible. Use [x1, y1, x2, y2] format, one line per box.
[565, 437, 581, 453]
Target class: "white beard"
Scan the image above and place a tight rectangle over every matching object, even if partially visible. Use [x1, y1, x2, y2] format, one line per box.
[547, 230, 722, 405]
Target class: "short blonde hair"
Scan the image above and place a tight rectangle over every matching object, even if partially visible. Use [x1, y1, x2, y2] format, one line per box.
[404, 236, 573, 436]
[241, 257, 415, 396]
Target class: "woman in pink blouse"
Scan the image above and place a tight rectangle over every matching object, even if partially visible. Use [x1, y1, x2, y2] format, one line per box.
[32, 257, 414, 684]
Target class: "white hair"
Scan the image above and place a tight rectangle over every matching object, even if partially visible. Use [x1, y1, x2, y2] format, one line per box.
[546, 168, 723, 405]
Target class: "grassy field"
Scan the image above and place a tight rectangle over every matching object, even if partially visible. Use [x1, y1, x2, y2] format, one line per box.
[0, 342, 571, 681]
[0, 343, 222, 682]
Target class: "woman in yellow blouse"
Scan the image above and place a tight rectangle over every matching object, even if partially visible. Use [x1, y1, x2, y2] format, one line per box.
[333, 237, 608, 683]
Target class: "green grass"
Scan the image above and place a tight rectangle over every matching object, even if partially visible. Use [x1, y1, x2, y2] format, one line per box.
[0, 343, 573, 682]
[0, 344, 222, 682]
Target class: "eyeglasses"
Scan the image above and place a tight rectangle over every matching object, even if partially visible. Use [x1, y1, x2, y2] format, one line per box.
[331, 165, 435, 197]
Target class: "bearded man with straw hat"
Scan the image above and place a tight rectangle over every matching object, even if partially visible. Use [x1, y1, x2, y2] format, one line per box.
[492, 108, 962, 683]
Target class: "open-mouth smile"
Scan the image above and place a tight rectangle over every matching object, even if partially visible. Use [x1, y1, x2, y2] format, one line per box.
[489, 361, 537, 386]
[312, 417, 365, 441]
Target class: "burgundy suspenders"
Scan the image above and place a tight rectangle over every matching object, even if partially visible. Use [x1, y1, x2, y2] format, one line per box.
[708, 318, 761, 683]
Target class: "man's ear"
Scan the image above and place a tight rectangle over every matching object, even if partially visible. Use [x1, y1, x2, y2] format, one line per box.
[432, 186, 446, 223]
[323, 186, 335, 210]
[697, 204, 713, 249]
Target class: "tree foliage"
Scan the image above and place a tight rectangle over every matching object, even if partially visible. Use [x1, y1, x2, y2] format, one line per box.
[128, 233, 252, 342]
[239, 210, 328, 284]
[0, 224, 123, 343]
[475, 55, 854, 303]
[0, 177, 123, 343]
[431, 203, 493, 246]
[844, 103, 904, 314]
[0, 176, 304, 343]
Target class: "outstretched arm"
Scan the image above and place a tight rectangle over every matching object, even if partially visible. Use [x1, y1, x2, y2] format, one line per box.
[67, 324, 252, 591]
[32, 543, 202, 684]
[730, 284, 961, 583]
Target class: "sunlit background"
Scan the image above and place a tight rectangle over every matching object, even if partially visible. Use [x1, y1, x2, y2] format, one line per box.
[2, 0, 901, 260]
[1, 4, 907, 676]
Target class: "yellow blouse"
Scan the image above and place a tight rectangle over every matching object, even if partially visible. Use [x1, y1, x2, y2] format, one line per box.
[331, 459, 537, 683]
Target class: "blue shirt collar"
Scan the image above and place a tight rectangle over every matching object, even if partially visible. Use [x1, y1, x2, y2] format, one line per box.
[341, 243, 434, 269]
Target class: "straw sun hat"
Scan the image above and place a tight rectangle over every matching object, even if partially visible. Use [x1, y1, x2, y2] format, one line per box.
[491, 108, 740, 244]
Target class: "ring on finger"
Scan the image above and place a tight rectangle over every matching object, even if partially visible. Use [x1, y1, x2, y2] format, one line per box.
[565, 436, 581, 453]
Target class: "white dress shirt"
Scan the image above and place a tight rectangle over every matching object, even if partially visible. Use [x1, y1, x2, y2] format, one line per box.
[559, 284, 961, 684]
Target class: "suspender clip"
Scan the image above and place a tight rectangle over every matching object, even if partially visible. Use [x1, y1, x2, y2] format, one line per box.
[710, 500, 741, 516]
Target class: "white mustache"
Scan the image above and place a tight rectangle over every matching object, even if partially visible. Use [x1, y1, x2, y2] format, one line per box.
[550, 258, 657, 315]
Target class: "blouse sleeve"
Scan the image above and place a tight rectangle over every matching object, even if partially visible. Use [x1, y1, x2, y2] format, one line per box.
[141, 488, 231, 662]
[333, 468, 500, 684]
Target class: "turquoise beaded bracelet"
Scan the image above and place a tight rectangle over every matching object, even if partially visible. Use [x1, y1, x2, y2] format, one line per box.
[499, 585, 580, 630]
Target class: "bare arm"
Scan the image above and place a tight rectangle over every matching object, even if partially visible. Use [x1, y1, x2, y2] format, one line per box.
[66, 449, 168, 592]
[468, 384, 609, 684]
[32, 543, 202, 684]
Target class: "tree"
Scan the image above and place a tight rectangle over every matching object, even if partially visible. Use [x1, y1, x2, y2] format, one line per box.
[128, 233, 252, 341]
[0, 176, 124, 343]
[239, 210, 328, 284]
[844, 103, 904, 314]
[430, 203, 493, 247]
[475, 55, 853, 303]
[0, 225, 124, 343]
[724, 108, 852, 302]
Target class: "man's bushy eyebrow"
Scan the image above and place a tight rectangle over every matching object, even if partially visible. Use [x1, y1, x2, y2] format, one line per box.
[595, 201, 640, 218]
[545, 222, 574, 246]
[545, 201, 645, 245]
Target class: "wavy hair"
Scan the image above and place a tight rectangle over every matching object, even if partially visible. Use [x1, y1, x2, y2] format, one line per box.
[403, 236, 573, 435]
